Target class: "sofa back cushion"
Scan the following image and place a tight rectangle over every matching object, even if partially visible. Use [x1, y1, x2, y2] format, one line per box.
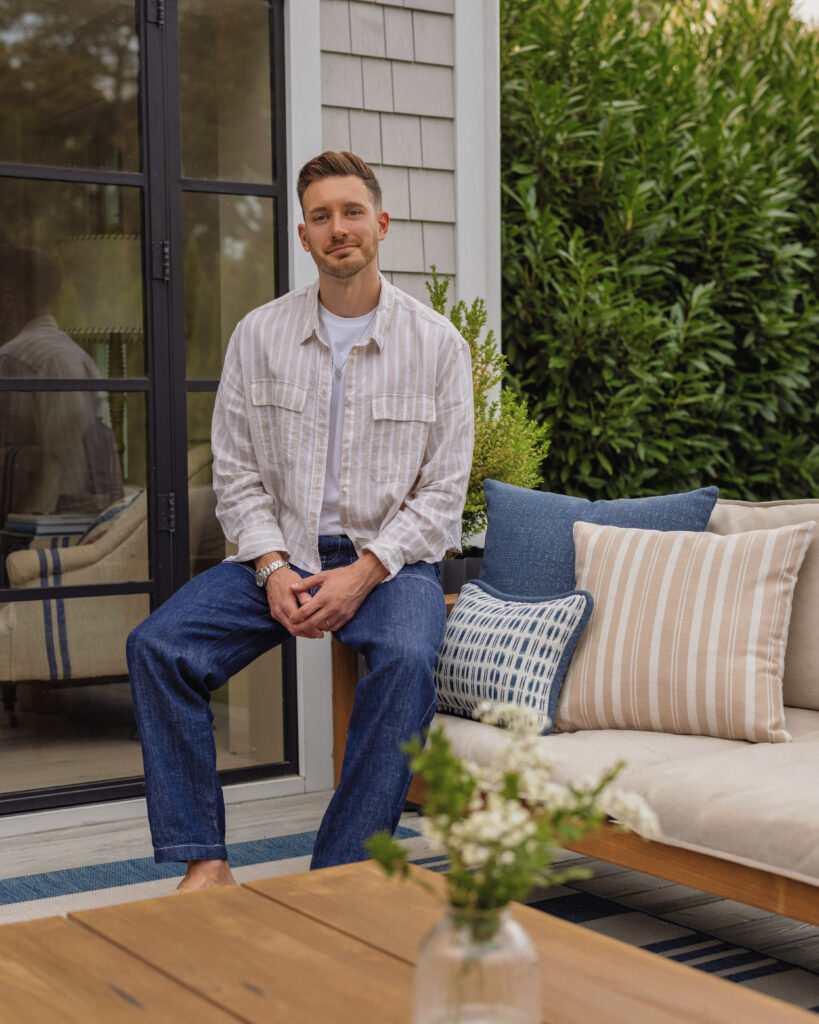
[479, 480, 719, 598]
[556, 520, 815, 743]
[707, 499, 819, 711]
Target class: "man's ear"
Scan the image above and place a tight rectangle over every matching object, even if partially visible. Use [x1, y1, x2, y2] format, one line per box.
[377, 210, 389, 241]
[297, 223, 310, 253]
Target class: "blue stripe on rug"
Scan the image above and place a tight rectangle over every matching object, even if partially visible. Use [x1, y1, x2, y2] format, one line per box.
[532, 890, 819, 1013]
[532, 891, 629, 924]
[0, 826, 420, 905]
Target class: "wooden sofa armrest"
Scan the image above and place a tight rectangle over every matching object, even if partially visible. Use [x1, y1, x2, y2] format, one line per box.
[331, 593, 456, 797]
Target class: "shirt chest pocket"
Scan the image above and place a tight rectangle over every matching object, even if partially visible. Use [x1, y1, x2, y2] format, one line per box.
[370, 393, 435, 482]
[251, 378, 309, 465]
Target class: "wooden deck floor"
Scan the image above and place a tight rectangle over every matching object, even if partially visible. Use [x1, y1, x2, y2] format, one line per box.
[1, 789, 817, 975]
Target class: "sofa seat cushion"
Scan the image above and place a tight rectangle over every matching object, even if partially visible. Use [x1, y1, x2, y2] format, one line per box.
[639, 707, 819, 881]
[433, 712, 746, 792]
[434, 707, 819, 883]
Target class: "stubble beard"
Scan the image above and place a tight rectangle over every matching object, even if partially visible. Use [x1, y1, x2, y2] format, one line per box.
[312, 239, 378, 281]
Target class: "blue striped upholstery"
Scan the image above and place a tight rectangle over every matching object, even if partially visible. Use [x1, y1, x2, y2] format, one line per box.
[434, 580, 593, 734]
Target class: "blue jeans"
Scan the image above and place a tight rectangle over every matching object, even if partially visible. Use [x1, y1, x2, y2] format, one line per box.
[126, 537, 444, 869]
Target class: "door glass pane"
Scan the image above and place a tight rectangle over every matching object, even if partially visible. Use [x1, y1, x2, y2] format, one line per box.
[0, 1, 140, 171]
[0, 591, 283, 794]
[179, 0, 274, 183]
[0, 391, 148, 584]
[186, 390, 285, 769]
[183, 192, 276, 378]
[0, 179, 145, 377]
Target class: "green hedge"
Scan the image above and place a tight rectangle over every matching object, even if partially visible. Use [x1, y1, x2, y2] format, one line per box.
[501, 0, 819, 499]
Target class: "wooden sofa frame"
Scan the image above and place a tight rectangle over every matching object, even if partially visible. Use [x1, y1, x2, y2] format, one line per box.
[331, 596, 819, 928]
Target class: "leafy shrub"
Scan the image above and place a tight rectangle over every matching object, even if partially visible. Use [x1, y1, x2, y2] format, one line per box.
[427, 268, 550, 539]
[501, 0, 819, 499]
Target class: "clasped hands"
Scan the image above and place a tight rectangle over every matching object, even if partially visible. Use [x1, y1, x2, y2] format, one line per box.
[264, 552, 388, 639]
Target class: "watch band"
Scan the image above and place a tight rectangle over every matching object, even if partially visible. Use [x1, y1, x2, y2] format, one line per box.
[255, 560, 290, 587]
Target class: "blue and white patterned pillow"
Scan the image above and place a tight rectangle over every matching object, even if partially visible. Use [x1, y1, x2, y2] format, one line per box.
[434, 579, 594, 734]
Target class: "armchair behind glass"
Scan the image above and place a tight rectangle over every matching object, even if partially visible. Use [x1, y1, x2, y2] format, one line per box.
[0, 443, 218, 727]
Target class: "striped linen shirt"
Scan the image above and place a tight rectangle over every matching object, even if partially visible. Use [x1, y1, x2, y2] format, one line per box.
[212, 275, 474, 580]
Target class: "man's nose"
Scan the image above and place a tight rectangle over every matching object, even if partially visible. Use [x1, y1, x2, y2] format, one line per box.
[330, 215, 347, 237]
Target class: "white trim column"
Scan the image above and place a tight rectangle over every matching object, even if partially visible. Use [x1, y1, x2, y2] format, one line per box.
[285, 0, 324, 292]
[454, 0, 501, 348]
[284, 0, 335, 791]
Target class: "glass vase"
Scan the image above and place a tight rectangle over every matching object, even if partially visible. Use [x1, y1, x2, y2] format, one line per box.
[413, 905, 540, 1024]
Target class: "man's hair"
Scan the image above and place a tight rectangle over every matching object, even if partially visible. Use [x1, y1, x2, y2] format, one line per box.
[0, 243, 61, 317]
[297, 151, 382, 211]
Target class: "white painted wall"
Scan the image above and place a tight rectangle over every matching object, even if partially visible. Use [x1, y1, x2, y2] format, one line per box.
[280, 0, 501, 797]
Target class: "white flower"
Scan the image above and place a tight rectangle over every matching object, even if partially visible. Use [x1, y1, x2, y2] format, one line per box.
[475, 701, 545, 737]
[600, 788, 661, 839]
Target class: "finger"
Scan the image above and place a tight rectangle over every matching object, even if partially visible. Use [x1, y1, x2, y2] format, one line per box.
[291, 574, 325, 593]
[292, 622, 325, 639]
[290, 595, 327, 624]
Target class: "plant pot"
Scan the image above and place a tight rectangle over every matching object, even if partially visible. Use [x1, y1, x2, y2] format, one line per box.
[413, 905, 539, 1024]
[440, 555, 483, 594]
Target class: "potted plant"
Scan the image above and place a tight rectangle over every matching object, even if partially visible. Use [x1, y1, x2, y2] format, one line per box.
[426, 268, 550, 592]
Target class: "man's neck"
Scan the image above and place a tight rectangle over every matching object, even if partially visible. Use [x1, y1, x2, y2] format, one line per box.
[318, 266, 381, 318]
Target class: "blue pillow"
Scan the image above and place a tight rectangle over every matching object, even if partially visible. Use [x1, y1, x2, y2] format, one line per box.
[434, 579, 593, 734]
[480, 480, 719, 598]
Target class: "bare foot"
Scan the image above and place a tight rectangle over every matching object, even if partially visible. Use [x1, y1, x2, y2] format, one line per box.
[176, 859, 237, 893]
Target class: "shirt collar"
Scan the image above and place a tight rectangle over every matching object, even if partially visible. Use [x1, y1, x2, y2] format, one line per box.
[299, 273, 395, 352]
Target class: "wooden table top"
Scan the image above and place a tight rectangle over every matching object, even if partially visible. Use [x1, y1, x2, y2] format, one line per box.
[0, 860, 814, 1023]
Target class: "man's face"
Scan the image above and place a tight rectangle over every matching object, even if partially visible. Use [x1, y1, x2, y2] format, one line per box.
[298, 175, 389, 280]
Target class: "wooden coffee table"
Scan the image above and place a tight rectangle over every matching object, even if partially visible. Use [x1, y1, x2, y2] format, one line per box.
[0, 860, 814, 1023]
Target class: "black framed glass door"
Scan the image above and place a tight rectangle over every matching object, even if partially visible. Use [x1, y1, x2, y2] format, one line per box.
[0, 0, 296, 814]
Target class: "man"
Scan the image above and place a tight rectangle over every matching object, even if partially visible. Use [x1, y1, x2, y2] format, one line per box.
[0, 244, 120, 517]
[127, 151, 473, 890]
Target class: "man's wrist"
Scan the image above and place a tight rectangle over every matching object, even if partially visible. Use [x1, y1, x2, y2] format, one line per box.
[355, 551, 389, 587]
[253, 552, 290, 588]
[254, 551, 287, 570]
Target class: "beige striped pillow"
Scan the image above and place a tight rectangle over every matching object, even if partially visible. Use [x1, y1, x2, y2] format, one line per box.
[556, 521, 815, 742]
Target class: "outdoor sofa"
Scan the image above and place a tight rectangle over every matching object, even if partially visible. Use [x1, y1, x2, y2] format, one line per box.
[332, 488, 819, 928]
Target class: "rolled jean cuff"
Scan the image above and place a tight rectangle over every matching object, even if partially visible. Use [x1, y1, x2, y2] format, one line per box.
[153, 842, 228, 864]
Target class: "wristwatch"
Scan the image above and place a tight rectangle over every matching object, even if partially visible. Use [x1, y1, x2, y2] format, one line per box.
[254, 560, 290, 587]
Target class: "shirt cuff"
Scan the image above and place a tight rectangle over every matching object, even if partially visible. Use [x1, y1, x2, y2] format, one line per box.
[225, 524, 289, 565]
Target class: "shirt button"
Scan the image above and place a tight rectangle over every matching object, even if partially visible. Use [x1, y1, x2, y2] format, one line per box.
[345, 396, 353, 406]
[343, 444, 349, 452]
[342, 486, 349, 494]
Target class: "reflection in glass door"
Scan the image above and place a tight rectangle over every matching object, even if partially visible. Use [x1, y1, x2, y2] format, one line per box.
[0, 0, 292, 813]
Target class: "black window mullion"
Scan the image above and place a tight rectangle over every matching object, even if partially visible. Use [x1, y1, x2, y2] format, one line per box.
[0, 582, 154, 603]
[0, 379, 149, 391]
[271, 0, 289, 299]
[0, 163, 144, 188]
[162, 0, 194, 596]
[141, 0, 184, 609]
[180, 178, 278, 196]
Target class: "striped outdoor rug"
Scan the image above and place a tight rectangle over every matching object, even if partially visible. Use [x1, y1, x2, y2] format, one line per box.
[1, 827, 818, 1014]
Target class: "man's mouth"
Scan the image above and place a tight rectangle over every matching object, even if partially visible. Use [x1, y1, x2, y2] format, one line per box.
[329, 243, 356, 255]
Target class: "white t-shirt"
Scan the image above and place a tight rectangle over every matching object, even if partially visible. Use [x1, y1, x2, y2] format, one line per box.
[317, 302, 377, 535]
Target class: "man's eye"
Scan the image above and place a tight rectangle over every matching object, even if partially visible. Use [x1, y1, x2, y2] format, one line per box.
[349, 209, 362, 216]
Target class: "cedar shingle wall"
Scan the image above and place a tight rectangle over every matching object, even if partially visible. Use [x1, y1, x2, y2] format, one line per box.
[319, 0, 456, 303]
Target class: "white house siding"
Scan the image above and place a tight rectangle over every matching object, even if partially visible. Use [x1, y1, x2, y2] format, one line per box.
[319, 0, 457, 304]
